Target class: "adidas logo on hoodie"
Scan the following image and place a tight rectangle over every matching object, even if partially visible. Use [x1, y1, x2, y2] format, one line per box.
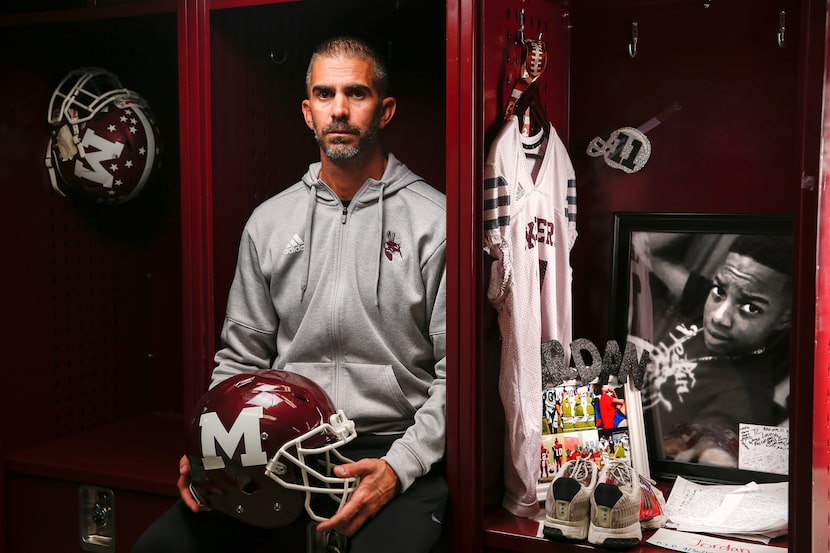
[283, 234, 305, 254]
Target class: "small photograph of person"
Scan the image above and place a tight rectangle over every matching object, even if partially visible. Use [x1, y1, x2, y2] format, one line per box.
[627, 231, 792, 468]
[593, 381, 627, 430]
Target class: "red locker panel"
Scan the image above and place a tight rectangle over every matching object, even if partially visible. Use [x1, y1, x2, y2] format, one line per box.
[812, 5, 830, 551]
[0, 9, 183, 450]
[476, 0, 819, 551]
[569, 0, 803, 345]
[566, 3, 818, 552]
[0, 6, 183, 552]
[6, 475, 174, 553]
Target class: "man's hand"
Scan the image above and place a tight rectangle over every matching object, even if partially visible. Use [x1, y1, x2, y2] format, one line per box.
[316, 458, 399, 537]
[177, 455, 201, 513]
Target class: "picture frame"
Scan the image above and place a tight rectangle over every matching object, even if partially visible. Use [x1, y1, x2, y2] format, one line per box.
[609, 212, 792, 484]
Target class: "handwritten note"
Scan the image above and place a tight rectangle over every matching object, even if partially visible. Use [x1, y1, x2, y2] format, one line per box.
[738, 424, 789, 475]
[664, 477, 788, 539]
[647, 528, 784, 553]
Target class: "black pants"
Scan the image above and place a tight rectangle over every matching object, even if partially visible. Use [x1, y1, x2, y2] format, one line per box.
[132, 436, 447, 553]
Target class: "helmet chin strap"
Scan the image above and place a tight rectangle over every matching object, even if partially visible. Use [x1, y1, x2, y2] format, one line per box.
[45, 124, 85, 198]
[56, 124, 80, 161]
[44, 137, 66, 197]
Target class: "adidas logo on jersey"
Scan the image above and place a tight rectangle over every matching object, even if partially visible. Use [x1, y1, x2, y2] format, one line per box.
[283, 234, 305, 254]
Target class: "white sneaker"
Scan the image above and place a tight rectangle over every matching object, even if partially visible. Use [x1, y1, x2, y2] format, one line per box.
[542, 458, 598, 541]
[588, 460, 642, 549]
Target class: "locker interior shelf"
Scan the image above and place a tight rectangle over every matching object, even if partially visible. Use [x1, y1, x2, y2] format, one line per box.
[481, 505, 789, 551]
[4, 413, 182, 498]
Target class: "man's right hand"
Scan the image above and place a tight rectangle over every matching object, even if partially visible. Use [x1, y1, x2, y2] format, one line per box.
[177, 455, 201, 512]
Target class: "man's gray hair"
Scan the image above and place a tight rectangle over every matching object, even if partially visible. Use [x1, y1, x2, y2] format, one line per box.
[306, 36, 389, 98]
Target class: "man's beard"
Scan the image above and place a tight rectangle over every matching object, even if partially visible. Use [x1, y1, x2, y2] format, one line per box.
[313, 115, 382, 162]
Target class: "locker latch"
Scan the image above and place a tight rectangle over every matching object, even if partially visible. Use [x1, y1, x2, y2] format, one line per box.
[78, 486, 115, 552]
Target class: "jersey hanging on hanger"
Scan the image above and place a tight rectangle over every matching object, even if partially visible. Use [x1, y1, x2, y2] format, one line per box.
[483, 116, 577, 518]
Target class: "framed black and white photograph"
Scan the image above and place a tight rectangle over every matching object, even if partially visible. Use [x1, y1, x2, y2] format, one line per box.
[609, 213, 793, 484]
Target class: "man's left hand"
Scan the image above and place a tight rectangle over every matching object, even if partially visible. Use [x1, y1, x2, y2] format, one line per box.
[315, 458, 399, 537]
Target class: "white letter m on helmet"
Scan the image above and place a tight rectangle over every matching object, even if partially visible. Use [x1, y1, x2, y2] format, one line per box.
[200, 406, 267, 470]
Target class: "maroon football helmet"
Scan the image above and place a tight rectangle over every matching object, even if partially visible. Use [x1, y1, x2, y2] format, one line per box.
[186, 370, 358, 528]
[45, 67, 161, 204]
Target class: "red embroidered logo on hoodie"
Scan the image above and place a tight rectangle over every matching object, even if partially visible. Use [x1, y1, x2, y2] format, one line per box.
[384, 231, 402, 260]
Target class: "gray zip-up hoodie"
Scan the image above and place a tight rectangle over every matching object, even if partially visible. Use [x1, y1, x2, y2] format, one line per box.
[212, 153, 447, 492]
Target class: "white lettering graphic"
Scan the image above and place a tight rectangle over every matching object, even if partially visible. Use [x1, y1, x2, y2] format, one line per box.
[73, 129, 125, 188]
[629, 324, 700, 413]
[199, 406, 267, 470]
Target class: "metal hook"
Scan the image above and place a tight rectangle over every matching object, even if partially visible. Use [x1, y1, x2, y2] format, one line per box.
[518, 7, 526, 44]
[777, 10, 786, 48]
[628, 22, 638, 58]
[268, 49, 287, 64]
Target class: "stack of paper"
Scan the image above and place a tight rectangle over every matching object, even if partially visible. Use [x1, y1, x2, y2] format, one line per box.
[663, 477, 788, 543]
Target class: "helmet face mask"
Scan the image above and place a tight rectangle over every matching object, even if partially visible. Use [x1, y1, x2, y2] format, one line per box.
[44, 67, 161, 205]
[47, 68, 130, 127]
[265, 410, 358, 521]
[186, 371, 358, 528]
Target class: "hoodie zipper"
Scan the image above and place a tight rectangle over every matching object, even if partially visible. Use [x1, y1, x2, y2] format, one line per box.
[332, 199, 350, 407]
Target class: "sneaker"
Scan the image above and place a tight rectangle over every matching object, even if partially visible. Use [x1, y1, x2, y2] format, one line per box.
[588, 460, 642, 549]
[542, 458, 598, 541]
[638, 474, 667, 529]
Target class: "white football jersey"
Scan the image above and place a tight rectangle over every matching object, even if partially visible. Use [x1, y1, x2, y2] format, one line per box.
[483, 117, 577, 517]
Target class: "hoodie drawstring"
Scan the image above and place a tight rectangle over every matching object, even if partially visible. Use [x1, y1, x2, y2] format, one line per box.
[300, 183, 316, 302]
[374, 182, 386, 308]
